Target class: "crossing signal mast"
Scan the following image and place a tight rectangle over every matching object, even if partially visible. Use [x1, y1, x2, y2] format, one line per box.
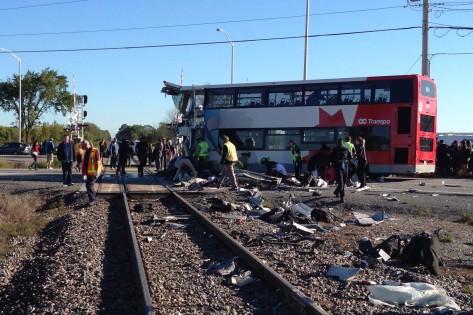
[69, 93, 88, 140]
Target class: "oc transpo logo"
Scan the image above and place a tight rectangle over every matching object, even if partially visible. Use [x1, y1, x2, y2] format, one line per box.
[358, 118, 391, 125]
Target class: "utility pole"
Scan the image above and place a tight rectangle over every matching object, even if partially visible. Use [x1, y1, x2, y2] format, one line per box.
[421, 0, 430, 77]
[303, 0, 310, 80]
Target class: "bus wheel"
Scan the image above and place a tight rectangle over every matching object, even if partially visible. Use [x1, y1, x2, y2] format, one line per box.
[307, 153, 329, 175]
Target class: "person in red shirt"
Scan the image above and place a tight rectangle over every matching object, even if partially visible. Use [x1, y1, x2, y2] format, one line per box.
[28, 141, 40, 170]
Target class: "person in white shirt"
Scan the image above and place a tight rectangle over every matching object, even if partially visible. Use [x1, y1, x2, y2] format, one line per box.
[270, 161, 288, 180]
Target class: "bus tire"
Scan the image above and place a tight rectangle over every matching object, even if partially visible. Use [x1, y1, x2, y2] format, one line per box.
[307, 153, 329, 175]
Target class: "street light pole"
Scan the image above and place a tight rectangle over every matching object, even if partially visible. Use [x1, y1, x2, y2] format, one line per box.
[0, 48, 22, 142]
[217, 28, 234, 84]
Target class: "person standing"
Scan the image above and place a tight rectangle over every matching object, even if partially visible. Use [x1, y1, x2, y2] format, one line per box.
[162, 138, 169, 170]
[288, 140, 302, 180]
[193, 136, 210, 172]
[329, 138, 349, 202]
[153, 139, 163, 172]
[109, 138, 119, 170]
[117, 136, 129, 175]
[81, 139, 103, 205]
[343, 136, 357, 186]
[355, 137, 368, 189]
[136, 136, 149, 177]
[73, 138, 84, 172]
[45, 138, 55, 169]
[436, 140, 450, 178]
[217, 135, 239, 191]
[57, 135, 75, 187]
[28, 141, 40, 171]
[99, 138, 107, 162]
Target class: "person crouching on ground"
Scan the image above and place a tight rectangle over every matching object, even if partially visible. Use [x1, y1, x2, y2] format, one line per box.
[270, 161, 288, 181]
[81, 140, 103, 205]
[217, 135, 239, 191]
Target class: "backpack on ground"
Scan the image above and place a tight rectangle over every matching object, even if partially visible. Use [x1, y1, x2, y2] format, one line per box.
[401, 232, 442, 276]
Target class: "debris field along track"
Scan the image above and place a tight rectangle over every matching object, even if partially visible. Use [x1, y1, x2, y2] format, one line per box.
[107, 167, 328, 315]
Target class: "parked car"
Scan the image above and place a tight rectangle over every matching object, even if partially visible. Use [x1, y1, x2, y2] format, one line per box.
[0, 142, 32, 155]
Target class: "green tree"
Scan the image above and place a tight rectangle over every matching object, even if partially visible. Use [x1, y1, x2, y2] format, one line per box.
[0, 68, 74, 143]
[83, 122, 111, 146]
[0, 126, 17, 144]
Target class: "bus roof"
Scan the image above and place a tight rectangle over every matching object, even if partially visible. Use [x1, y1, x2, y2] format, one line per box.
[162, 74, 430, 93]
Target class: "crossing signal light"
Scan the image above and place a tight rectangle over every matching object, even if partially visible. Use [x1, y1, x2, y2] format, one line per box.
[83, 95, 88, 104]
[83, 110, 87, 118]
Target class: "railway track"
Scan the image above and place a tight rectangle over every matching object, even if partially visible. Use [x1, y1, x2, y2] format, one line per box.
[97, 163, 328, 315]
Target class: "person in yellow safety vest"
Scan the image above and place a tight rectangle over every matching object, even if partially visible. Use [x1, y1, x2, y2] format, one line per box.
[217, 135, 239, 191]
[234, 152, 251, 170]
[288, 140, 302, 180]
[193, 136, 209, 172]
[342, 136, 356, 186]
[81, 140, 103, 206]
[74, 138, 85, 172]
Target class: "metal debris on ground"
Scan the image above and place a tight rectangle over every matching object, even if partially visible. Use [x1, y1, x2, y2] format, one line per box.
[153, 215, 191, 222]
[286, 222, 315, 236]
[386, 196, 399, 201]
[326, 265, 362, 281]
[441, 180, 461, 187]
[290, 203, 313, 218]
[353, 210, 387, 226]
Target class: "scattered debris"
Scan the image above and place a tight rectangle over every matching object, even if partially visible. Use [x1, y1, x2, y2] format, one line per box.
[260, 207, 285, 223]
[368, 282, 461, 312]
[208, 198, 233, 213]
[286, 222, 315, 236]
[212, 260, 236, 276]
[249, 196, 264, 206]
[221, 214, 247, 221]
[326, 265, 362, 281]
[311, 208, 335, 223]
[431, 194, 439, 197]
[153, 215, 191, 222]
[386, 197, 399, 201]
[133, 203, 154, 213]
[145, 236, 153, 243]
[290, 203, 313, 218]
[168, 223, 185, 229]
[353, 211, 387, 226]
[230, 270, 256, 287]
[419, 182, 426, 186]
[441, 180, 461, 188]
[377, 249, 390, 262]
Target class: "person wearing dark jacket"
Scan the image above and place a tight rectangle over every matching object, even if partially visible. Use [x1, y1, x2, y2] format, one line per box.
[57, 135, 75, 186]
[436, 140, 450, 178]
[329, 138, 349, 202]
[117, 137, 129, 175]
[136, 136, 149, 177]
[355, 137, 368, 188]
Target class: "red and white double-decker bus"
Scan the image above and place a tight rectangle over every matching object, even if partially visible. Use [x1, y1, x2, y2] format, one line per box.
[162, 74, 437, 175]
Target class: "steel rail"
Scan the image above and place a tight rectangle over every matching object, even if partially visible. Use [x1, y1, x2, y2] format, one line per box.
[120, 175, 154, 314]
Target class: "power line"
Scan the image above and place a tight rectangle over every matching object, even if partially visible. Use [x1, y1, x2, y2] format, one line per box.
[0, 26, 421, 54]
[0, 0, 89, 11]
[0, 5, 407, 38]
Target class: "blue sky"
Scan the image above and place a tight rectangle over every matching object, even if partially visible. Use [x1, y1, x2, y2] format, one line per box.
[0, 0, 472, 137]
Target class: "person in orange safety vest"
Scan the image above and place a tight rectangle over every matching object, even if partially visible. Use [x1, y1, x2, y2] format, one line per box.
[81, 140, 103, 205]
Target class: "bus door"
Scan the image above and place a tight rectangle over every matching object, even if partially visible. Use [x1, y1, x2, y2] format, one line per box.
[391, 106, 414, 166]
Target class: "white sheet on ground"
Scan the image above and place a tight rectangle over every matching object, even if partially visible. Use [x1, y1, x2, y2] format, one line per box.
[368, 282, 461, 313]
